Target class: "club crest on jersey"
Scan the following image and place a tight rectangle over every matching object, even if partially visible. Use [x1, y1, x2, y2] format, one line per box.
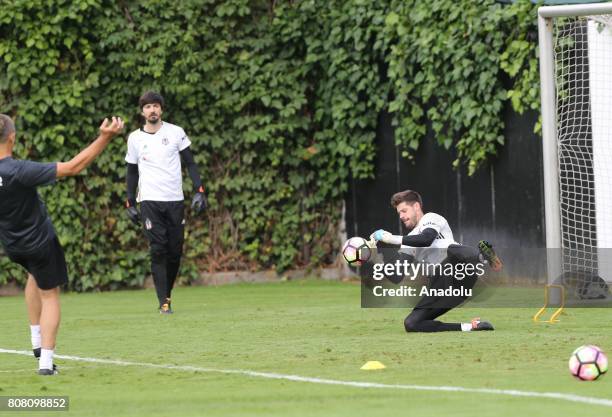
[162, 137, 169, 145]
[145, 218, 153, 230]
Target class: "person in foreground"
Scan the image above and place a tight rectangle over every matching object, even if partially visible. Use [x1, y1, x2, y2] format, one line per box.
[370, 190, 503, 333]
[0, 114, 124, 374]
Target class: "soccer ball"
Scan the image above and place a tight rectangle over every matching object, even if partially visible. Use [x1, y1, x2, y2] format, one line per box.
[342, 237, 371, 266]
[568, 345, 608, 381]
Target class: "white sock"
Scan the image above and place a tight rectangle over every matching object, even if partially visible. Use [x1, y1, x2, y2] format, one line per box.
[461, 323, 472, 332]
[30, 325, 41, 349]
[39, 349, 54, 370]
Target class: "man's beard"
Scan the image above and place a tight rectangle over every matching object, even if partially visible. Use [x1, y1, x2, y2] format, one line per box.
[403, 221, 415, 232]
[147, 115, 160, 124]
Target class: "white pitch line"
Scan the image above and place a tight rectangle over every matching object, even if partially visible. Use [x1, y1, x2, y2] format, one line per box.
[0, 369, 39, 373]
[2, 348, 612, 407]
[0, 366, 73, 373]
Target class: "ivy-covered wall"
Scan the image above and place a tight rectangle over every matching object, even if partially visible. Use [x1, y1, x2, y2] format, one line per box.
[0, 0, 540, 290]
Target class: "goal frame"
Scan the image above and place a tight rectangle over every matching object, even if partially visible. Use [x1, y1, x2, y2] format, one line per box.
[538, 2, 612, 284]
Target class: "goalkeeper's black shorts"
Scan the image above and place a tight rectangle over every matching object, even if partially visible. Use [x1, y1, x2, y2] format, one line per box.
[140, 200, 185, 258]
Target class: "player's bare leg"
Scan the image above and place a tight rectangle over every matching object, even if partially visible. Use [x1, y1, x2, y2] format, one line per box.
[38, 284, 60, 375]
[25, 274, 42, 357]
[25, 274, 42, 325]
[38, 286, 60, 348]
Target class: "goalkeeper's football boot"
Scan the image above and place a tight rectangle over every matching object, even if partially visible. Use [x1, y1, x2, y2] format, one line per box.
[471, 317, 494, 331]
[478, 240, 503, 272]
[159, 298, 173, 314]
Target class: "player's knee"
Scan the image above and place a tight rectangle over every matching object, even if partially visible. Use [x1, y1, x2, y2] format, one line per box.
[38, 286, 60, 296]
[166, 238, 183, 261]
[446, 244, 463, 262]
[404, 316, 419, 332]
[167, 252, 182, 264]
[168, 244, 183, 259]
[150, 243, 168, 261]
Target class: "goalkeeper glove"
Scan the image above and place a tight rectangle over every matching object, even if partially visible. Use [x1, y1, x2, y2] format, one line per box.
[370, 229, 403, 245]
[191, 190, 207, 215]
[125, 201, 141, 226]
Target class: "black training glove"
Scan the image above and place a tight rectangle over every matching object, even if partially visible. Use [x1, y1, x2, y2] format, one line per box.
[125, 201, 141, 226]
[191, 192, 207, 215]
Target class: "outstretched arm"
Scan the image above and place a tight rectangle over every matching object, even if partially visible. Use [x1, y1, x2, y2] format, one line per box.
[371, 228, 437, 247]
[57, 117, 124, 178]
[401, 228, 437, 247]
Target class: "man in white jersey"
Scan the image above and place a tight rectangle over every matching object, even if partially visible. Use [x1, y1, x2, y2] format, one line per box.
[370, 190, 502, 332]
[125, 92, 206, 314]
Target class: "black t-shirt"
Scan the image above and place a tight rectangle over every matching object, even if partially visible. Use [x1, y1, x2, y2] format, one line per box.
[0, 156, 57, 255]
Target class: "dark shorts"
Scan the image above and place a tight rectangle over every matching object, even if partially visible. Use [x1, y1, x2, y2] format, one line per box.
[8, 236, 69, 290]
[140, 201, 185, 259]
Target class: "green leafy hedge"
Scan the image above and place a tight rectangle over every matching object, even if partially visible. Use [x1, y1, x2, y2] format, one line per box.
[0, 0, 540, 290]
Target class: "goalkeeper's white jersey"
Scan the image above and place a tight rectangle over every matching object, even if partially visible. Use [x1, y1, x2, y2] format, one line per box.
[400, 212, 458, 264]
[125, 122, 191, 202]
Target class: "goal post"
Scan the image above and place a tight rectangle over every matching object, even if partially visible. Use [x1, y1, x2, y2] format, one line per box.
[538, 2, 612, 308]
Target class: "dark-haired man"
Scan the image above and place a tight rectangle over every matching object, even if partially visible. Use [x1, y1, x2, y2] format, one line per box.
[370, 190, 502, 333]
[125, 91, 206, 314]
[0, 114, 124, 374]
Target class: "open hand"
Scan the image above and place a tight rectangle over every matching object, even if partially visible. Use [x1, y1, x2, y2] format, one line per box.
[99, 116, 125, 138]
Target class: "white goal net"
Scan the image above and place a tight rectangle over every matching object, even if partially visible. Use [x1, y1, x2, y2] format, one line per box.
[539, 4, 612, 300]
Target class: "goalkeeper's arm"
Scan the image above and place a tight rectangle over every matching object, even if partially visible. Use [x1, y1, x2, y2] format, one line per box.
[179, 147, 203, 192]
[125, 163, 140, 225]
[371, 228, 438, 247]
[126, 163, 138, 207]
[180, 147, 207, 215]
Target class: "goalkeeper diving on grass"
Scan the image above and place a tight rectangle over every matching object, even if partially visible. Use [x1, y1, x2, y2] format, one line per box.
[369, 190, 502, 333]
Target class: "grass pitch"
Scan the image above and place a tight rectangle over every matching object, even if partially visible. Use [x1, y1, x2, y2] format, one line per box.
[1, 280, 612, 417]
